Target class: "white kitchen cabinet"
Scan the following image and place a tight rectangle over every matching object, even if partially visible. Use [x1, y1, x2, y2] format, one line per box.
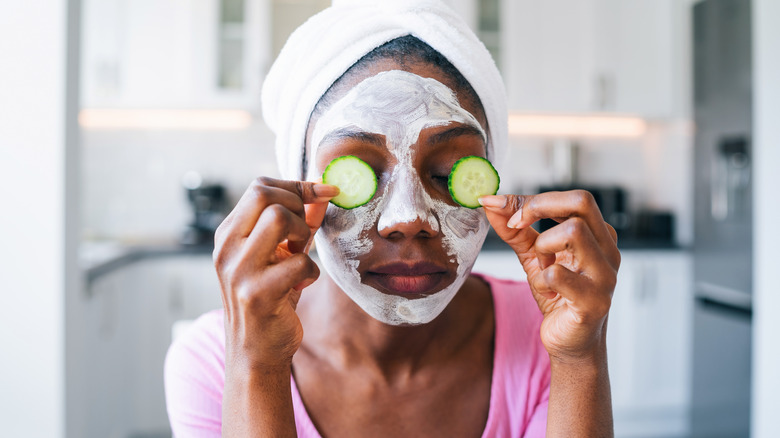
[163, 255, 224, 321]
[608, 250, 693, 438]
[500, 0, 686, 118]
[592, 0, 687, 118]
[81, 0, 271, 110]
[472, 249, 527, 282]
[79, 254, 222, 438]
[128, 256, 223, 436]
[129, 256, 223, 435]
[80, 263, 144, 438]
[500, 0, 598, 113]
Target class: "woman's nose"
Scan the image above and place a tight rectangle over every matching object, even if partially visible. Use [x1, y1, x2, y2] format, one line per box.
[377, 173, 440, 239]
[378, 216, 439, 239]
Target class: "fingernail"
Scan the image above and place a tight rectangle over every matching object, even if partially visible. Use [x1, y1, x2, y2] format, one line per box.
[506, 208, 523, 229]
[478, 195, 506, 208]
[314, 184, 339, 198]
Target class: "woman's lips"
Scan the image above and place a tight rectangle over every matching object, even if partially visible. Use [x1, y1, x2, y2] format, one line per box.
[371, 273, 445, 294]
[367, 262, 447, 295]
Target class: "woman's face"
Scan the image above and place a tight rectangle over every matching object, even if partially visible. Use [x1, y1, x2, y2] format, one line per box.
[306, 63, 490, 326]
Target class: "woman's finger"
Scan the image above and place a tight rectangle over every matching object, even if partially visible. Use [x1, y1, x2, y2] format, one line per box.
[236, 252, 320, 307]
[530, 264, 611, 320]
[605, 222, 618, 244]
[263, 176, 340, 204]
[246, 204, 313, 265]
[481, 195, 540, 255]
[298, 201, 330, 253]
[520, 191, 612, 243]
[534, 216, 620, 271]
[528, 263, 581, 300]
[296, 177, 333, 253]
[216, 178, 338, 249]
[481, 191, 615, 255]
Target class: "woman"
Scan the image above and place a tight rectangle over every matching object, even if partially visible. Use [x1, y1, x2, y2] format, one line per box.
[165, 1, 619, 436]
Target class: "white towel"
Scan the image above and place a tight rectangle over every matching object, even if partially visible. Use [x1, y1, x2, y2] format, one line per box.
[261, 0, 507, 181]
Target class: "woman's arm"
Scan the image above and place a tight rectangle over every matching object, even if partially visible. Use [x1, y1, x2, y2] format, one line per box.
[214, 177, 338, 437]
[222, 363, 297, 437]
[546, 330, 612, 436]
[481, 191, 618, 437]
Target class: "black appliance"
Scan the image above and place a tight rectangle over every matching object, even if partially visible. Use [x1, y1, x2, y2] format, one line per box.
[536, 185, 630, 239]
[180, 182, 228, 246]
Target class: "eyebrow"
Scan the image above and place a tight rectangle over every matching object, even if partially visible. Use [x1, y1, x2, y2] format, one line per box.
[318, 128, 385, 148]
[426, 125, 485, 146]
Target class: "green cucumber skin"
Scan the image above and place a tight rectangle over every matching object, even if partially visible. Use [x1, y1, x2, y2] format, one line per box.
[322, 155, 378, 210]
[448, 156, 500, 209]
[323, 155, 498, 210]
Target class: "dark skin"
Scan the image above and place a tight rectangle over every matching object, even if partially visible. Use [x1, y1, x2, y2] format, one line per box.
[215, 59, 618, 437]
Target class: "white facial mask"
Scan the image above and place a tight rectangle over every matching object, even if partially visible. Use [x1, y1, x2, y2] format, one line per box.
[309, 70, 490, 326]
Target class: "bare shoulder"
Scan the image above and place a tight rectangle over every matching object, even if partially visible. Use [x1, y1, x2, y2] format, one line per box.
[462, 273, 494, 309]
[445, 274, 495, 337]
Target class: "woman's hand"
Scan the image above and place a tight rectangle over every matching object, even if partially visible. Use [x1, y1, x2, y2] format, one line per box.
[479, 191, 620, 363]
[213, 177, 339, 369]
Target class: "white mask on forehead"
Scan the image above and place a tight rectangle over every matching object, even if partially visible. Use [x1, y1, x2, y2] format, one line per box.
[308, 70, 490, 326]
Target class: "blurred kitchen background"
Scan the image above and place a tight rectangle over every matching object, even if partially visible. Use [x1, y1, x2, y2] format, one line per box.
[2, 0, 779, 437]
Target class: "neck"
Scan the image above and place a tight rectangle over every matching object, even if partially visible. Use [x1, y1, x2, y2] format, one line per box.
[298, 271, 481, 381]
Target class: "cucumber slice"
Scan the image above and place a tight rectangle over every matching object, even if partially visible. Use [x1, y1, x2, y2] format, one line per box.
[322, 155, 378, 209]
[448, 156, 500, 208]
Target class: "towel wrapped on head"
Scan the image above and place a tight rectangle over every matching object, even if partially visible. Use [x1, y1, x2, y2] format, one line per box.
[261, 0, 507, 180]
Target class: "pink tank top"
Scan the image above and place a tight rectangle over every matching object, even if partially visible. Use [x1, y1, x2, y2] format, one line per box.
[164, 274, 550, 437]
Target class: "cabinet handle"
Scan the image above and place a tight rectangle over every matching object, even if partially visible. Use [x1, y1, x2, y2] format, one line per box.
[595, 73, 615, 111]
[98, 284, 118, 340]
[646, 261, 657, 302]
[636, 261, 657, 303]
[169, 277, 184, 313]
[635, 261, 646, 301]
[596, 74, 607, 110]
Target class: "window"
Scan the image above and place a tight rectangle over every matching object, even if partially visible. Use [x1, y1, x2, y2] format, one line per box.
[218, 0, 246, 90]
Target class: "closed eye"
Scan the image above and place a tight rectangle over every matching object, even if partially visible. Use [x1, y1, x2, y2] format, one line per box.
[431, 175, 449, 186]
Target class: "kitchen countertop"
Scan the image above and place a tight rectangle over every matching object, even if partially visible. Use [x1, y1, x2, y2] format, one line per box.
[80, 240, 213, 287]
[82, 233, 685, 287]
[480, 228, 683, 251]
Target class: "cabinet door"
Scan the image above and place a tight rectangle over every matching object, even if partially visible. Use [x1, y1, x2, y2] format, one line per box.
[632, 252, 692, 423]
[606, 253, 641, 410]
[472, 250, 527, 282]
[500, 0, 597, 112]
[593, 0, 681, 118]
[500, 0, 683, 118]
[78, 256, 223, 437]
[169, 255, 224, 320]
[81, 265, 140, 438]
[82, 0, 271, 109]
[608, 251, 693, 437]
[129, 259, 178, 435]
[115, 256, 223, 436]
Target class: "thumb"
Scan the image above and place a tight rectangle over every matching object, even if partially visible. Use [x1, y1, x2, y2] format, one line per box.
[286, 201, 329, 254]
[300, 201, 329, 254]
[304, 178, 331, 231]
[480, 194, 539, 257]
[289, 179, 334, 254]
[304, 201, 329, 231]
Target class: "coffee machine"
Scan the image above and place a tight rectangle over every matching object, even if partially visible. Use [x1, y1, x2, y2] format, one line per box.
[180, 171, 228, 246]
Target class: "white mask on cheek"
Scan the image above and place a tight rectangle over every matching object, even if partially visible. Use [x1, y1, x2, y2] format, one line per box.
[308, 70, 490, 326]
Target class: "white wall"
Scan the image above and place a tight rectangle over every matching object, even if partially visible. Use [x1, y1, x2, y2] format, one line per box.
[752, 0, 780, 436]
[80, 122, 276, 241]
[0, 0, 80, 437]
[503, 120, 693, 245]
